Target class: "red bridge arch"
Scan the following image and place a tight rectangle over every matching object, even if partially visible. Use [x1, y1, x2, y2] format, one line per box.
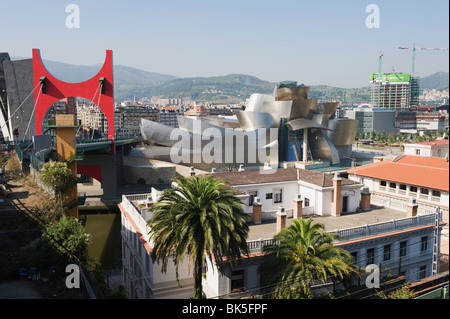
[32, 48, 115, 150]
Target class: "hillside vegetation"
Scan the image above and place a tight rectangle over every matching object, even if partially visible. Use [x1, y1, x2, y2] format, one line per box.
[19, 58, 446, 104]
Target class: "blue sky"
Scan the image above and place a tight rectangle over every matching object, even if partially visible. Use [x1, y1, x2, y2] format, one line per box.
[1, 0, 448, 88]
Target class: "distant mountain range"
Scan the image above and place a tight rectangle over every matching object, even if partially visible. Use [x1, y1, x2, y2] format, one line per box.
[11, 56, 449, 103]
[420, 72, 449, 91]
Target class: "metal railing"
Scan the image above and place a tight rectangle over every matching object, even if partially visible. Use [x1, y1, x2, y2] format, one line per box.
[121, 194, 442, 257]
[330, 211, 441, 243]
[121, 194, 152, 244]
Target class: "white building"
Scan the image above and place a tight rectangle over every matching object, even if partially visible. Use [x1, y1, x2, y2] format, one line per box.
[118, 167, 445, 299]
[403, 140, 449, 158]
[347, 155, 449, 211]
[210, 167, 363, 219]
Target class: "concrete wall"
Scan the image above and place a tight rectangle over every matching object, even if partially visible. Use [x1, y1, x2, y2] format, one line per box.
[79, 153, 118, 197]
[235, 181, 298, 218]
[338, 227, 436, 283]
[404, 144, 449, 158]
[123, 156, 176, 185]
[123, 163, 176, 185]
[3, 59, 35, 141]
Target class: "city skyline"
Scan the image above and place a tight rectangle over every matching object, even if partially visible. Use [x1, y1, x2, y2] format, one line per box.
[1, 0, 448, 88]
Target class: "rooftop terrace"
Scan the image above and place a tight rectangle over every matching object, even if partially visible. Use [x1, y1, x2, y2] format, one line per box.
[120, 192, 443, 256]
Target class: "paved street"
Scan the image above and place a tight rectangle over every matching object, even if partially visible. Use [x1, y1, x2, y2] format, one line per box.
[0, 280, 43, 299]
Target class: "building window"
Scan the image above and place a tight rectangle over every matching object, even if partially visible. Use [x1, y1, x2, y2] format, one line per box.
[351, 252, 358, 264]
[248, 191, 258, 206]
[367, 248, 375, 265]
[231, 270, 244, 292]
[419, 266, 427, 279]
[410, 186, 418, 193]
[400, 241, 407, 257]
[389, 182, 396, 189]
[273, 188, 283, 203]
[421, 188, 429, 195]
[265, 193, 272, 200]
[421, 236, 428, 252]
[383, 244, 391, 261]
[304, 198, 310, 207]
[399, 184, 407, 191]
[432, 190, 441, 198]
[380, 180, 387, 187]
[416, 149, 420, 155]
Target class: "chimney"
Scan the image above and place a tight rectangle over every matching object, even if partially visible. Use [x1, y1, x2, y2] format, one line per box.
[406, 198, 418, 217]
[252, 197, 262, 224]
[293, 194, 303, 219]
[373, 157, 384, 163]
[332, 173, 342, 217]
[276, 206, 286, 233]
[360, 187, 371, 211]
[190, 166, 195, 176]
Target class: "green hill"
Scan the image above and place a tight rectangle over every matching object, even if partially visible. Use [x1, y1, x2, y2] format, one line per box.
[115, 74, 276, 103]
[12, 56, 425, 103]
[420, 72, 449, 90]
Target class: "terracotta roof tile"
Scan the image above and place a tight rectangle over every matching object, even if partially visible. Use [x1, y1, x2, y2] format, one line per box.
[347, 155, 449, 191]
[206, 168, 358, 188]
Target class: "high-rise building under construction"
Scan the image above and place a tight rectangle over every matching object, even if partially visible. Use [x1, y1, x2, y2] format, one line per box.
[370, 73, 420, 109]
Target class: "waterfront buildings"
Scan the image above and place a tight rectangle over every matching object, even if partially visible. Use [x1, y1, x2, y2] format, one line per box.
[75, 104, 181, 138]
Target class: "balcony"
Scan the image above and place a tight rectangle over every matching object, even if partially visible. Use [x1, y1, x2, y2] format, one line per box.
[431, 196, 441, 203]
[120, 193, 153, 245]
[329, 213, 440, 243]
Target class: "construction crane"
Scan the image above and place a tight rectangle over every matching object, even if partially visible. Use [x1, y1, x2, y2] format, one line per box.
[398, 43, 449, 76]
[376, 52, 384, 73]
[375, 52, 383, 107]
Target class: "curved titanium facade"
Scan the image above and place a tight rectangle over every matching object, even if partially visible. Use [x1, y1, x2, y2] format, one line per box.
[140, 81, 359, 169]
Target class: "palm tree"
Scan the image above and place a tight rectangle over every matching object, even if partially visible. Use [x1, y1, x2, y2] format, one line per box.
[148, 174, 250, 299]
[259, 218, 358, 299]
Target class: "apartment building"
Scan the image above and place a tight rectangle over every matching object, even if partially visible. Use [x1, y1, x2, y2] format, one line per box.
[157, 106, 180, 128]
[118, 167, 444, 299]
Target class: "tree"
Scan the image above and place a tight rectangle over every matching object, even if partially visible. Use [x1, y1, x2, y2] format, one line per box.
[378, 284, 415, 299]
[42, 216, 91, 264]
[148, 175, 249, 299]
[40, 161, 76, 213]
[259, 218, 358, 299]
